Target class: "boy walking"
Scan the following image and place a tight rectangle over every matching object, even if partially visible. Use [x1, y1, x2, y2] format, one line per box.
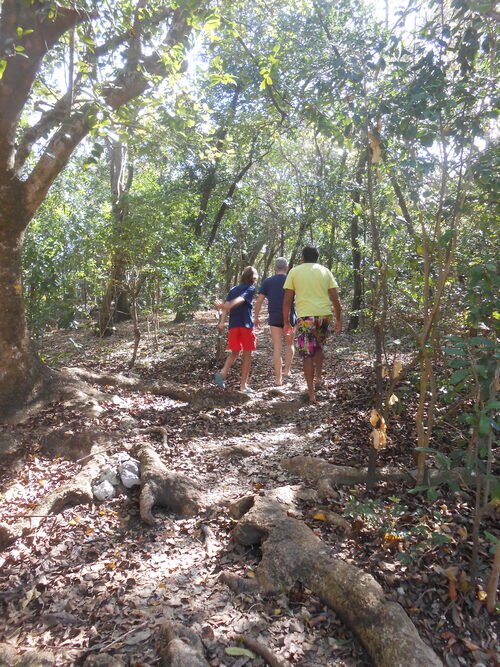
[214, 266, 258, 394]
[254, 257, 296, 386]
[283, 246, 342, 403]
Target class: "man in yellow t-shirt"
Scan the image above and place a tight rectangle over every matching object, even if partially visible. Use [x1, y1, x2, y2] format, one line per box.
[283, 246, 342, 403]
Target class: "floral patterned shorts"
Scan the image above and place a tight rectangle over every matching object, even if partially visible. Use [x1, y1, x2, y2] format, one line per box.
[296, 316, 331, 358]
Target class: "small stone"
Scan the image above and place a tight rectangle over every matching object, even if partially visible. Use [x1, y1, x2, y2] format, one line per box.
[92, 480, 116, 501]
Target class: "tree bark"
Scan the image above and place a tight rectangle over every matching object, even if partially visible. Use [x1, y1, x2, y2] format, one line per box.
[347, 151, 366, 331]
[0, 211, 43, 419]
[98, 140, 133, 336]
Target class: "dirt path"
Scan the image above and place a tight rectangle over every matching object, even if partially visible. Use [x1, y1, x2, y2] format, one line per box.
[0, 313, 497, 666]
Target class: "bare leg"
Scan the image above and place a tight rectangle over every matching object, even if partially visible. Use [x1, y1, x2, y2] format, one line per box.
[270, 326, 283, 384]
[283, 328, 295, 378]
[313, 348, 324, 387]
[303, 356, 316, 402]
[240, 350, 252, 390]
[221, 350, 240, 379]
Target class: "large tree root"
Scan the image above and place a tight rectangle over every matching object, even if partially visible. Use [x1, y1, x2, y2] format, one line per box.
[0, 450, 106, 550]
[39, 428, 116, 461]
[2, 365, 108, 424]
[67, 367, 251, 408]
[132, 443, 203, 523]
[282, 456, 413, 490]
[282, 456, 483, 494]
[0, 643, 54, 666]
[227, 492, 442, 667]
[160, 621, 209, 666]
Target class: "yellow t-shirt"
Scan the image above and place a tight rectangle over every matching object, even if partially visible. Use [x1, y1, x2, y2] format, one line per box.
[283, 263, 339, 318]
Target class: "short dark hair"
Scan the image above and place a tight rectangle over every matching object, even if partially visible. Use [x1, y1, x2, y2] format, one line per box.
[302, 246, 319, 263]
[241, 265, 258, 285]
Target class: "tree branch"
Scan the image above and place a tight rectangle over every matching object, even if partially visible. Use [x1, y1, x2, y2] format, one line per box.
[22, 2, 204, 219]
[0, 1, 89, 172]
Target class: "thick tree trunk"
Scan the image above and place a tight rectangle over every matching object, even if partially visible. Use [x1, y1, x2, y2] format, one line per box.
[0, 204, 43, 419]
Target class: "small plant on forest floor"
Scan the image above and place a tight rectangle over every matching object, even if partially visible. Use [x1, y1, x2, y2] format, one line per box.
[343, 495, 453, 565]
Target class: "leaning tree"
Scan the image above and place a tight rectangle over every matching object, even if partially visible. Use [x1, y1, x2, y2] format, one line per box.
[0, 0, 208, 419]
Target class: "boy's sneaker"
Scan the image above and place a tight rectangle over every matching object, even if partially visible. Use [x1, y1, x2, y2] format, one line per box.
[240, 387, 258, 395]
[214, 372, 226, 389]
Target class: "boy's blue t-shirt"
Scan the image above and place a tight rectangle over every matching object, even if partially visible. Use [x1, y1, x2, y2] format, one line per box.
[259, 274, 296, 327]
[226, 283, 256, 329]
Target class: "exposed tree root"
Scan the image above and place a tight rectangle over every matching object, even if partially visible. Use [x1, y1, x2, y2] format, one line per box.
[227, 491, 442, 667]
[2, 365, 106, 425]
[0, 643, 54, 666]
[282, 455, 413, 489]
[0, 450, 106, 551]
[282, 455, 486, 495]
[39, 428, 116, 461]
[67, 366, 252, 408]
[241, 635, 293, 667]
[160, 620, 209, 666]
[132, 443, 203, 523]
[311, 508, 351, 533]
[82, 654, 125, 666]
[0, 426, 204, 549]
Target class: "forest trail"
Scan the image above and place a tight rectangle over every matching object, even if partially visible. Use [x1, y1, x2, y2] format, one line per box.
[0, 313, 496, 666]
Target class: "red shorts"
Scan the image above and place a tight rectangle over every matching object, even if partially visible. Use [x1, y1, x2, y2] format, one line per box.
[228, 327, 256, 352]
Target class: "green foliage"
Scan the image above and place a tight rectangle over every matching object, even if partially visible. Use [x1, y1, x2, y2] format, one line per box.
[343, 495, 453, 564]
[443, 259, 499, 449]
[23, 158, 110, 332]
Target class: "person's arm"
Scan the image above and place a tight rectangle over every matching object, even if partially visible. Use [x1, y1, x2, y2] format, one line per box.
[215, 296, 244, 330]
[215, 295, 245, 312]
[328, 288, 342, 333]
[282, 288, 294, 335]
[253, 293, 266, 328]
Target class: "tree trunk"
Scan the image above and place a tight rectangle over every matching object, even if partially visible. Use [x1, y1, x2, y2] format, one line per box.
[348, 152, 366, 331]
[98, 140, 133, 336]
[194, 84, 241, 238]
[0, 206, 43, 419]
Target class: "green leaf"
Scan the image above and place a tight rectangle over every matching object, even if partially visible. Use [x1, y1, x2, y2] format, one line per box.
[491, 481, 500, 502]
[430, 532, 451, 544]
[438, 229, 454, 246]
[443, 347, 466, 356]
[449, 359, 469, 369]
[484, 531, 498, 544]
[450, 368, 471, 384]
[479, 414, 490, 436]
[0, 60, 6, 80]
[204, 14, 221, 32]
[435, 452, 450, 470]
[469, 336, 495, 347]
[225, 647, 257, 658]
